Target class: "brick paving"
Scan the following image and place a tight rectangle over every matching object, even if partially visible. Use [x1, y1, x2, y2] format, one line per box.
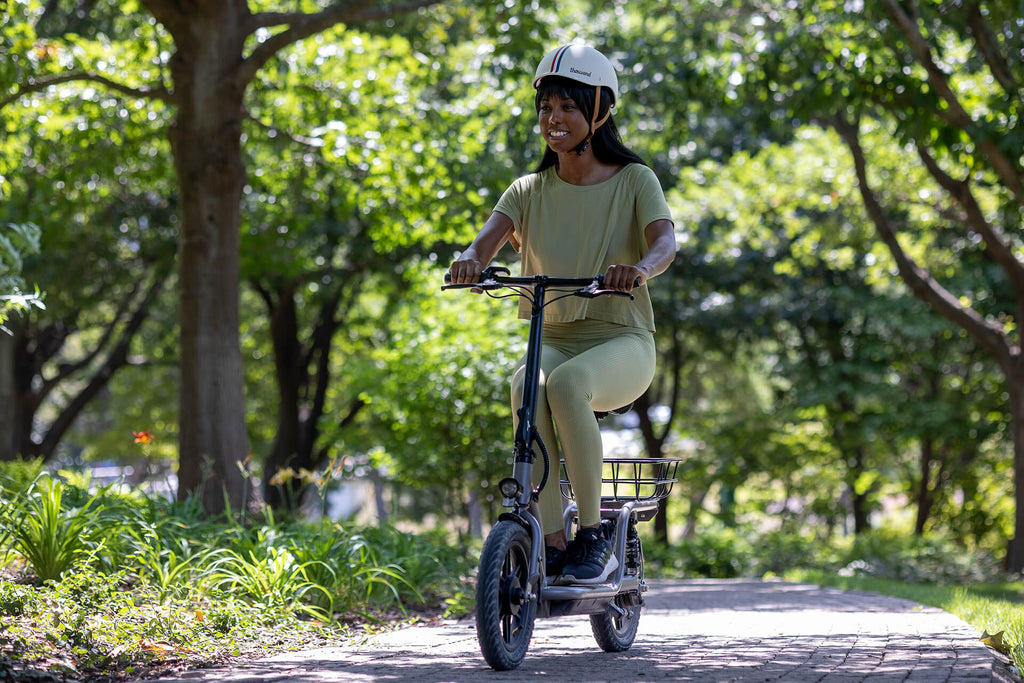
[139, 579, 1016, 682]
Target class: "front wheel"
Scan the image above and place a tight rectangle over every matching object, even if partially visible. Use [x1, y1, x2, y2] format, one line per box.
[590, 592, 641, 652]
[475, 519, 537, 670]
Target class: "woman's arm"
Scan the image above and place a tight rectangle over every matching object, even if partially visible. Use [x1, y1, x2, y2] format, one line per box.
[603, 219, 676, 290]
[448, 211, 515, 284]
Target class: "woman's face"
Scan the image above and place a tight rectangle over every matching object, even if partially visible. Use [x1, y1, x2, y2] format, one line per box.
[537, 93, 590, 153]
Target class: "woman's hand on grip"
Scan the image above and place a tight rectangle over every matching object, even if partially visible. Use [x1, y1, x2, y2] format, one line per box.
[602, 264, 647, 291]
[449, 257, 484, 285]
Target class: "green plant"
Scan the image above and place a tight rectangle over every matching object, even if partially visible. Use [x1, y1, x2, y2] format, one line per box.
[0, 482, 482, 680]
[292, 526, 420, 618]
[0, 581, 34, 616]
[651, 526, 756, 578]
[442, 587, 474, 618]
[0, 457, 45, 499]
[130, 530, 208, 603]
[0, 474, 118, 581]
[833, 530, 1002, 584]
[207, 546, 331, 621]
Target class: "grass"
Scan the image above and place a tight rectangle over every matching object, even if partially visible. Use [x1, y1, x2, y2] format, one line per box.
[786, 569, 1024, 674]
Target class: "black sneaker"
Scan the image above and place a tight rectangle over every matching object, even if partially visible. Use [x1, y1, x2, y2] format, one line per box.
[545, 545, 568, 578]
[558, 527, 618, 584]
[545, 538, 581, 578]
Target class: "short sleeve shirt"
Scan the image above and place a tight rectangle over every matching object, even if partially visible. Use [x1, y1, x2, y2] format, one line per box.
[493, 163, 673, 331]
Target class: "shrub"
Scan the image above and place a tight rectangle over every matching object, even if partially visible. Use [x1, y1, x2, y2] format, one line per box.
[653, 527, 756, 578]
[0, 474, 125, 581]
[833, 529, 1002, 584]
[649, 525, 1002, 584]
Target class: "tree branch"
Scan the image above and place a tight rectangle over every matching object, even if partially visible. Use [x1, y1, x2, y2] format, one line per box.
[34, 265, 172, 460]
[883, 0, 1024, 204]
[914, 142, 1024, 302]
[833, 113, 1016, 366]
[0, 71, 174, 111]
[240, 0, 441, 85]
[35, 278, 143, 406]
[964, 1, 1017, 96]
[243, 107, 323, 148]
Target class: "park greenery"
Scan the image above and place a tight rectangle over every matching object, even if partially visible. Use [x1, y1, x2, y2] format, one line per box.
[0, 461, 1019, 680]
[2, 0, 1024, 677]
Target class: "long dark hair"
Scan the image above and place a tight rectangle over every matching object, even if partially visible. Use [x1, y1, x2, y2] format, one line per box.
[533, 76, 647, 172]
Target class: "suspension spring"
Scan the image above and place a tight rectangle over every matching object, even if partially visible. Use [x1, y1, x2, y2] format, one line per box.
[626, 520, 642, 571]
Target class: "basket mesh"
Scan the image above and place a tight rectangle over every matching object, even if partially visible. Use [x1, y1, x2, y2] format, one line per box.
[560, 457, 680, 504]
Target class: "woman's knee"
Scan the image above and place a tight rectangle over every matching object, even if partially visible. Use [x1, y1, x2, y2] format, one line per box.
[546, 364, 591, 407]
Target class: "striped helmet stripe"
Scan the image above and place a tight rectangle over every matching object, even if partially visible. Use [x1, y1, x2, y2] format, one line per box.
[551, 45, 572, 73]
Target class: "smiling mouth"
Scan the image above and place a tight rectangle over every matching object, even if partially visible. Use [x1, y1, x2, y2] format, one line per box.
[548, 131, 569, 139]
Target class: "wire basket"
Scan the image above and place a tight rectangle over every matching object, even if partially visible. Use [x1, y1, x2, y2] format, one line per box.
[560, 457, 680, 504]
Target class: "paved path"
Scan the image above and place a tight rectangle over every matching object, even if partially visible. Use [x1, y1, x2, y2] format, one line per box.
[142, 579, 1016, 682]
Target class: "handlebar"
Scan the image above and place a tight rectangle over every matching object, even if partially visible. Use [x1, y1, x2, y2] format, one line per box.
[443, 266, 640, 298]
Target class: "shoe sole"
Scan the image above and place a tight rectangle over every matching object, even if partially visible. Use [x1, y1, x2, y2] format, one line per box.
[554, 555, 618, 585]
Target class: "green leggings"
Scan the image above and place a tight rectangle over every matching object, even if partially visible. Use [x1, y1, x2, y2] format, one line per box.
[510, 319, 656, 536]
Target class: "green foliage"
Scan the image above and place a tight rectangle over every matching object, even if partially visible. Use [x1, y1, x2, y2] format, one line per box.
[0, 563, 333, 680]
[833, 529, 1003, 585]
[344, 258, 523, 529]
[0, 479, 475, 680]
[0, 223, 40, 289]
[0, 474, 127, 582]
[0, 222, 44, 329]
[208, 546, 332, 620]
[0, 457, 45, 497]
[129, 532, 207, 604]
[663, 120, 1012, 546]
[652, 527, 756, 578]
[652, 523, 1002, 586]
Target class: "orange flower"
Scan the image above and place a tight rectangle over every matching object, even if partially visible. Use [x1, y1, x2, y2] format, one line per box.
[133, 430, 154, 444]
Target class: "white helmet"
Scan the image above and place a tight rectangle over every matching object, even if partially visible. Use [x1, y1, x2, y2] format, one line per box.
[533, 44, 618, 106]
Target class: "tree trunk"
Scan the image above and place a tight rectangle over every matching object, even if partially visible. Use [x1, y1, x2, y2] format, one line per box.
[0, 320, 19, 460]
[845, 446, 872, 534]
[681, 485, 710, 540]
[263, 286, 303, 510]
[467, 487, 483, 538]
[167, 15, 250, 515]
[260, 285, 356, 511]
[914, 437, 935, 535]
[1006, 366, 1024, 572]
[1, 319, 36, 462]
[634, 390, 673, 545]
[913, 437, 948, 535]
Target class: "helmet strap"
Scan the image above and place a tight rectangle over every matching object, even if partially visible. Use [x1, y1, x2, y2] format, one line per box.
[590, 85, 611, 130]
[576, 85, 610, 156]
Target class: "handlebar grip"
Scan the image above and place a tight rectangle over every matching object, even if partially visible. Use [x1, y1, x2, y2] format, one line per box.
[597, 275, 643, 289]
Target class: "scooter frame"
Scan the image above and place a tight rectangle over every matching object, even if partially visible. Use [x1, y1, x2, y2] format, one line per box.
[443, 266, 678, 670]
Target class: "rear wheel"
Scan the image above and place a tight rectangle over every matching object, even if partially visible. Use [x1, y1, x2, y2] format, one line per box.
[475, 520, 537, 670]
[590, 592, 641, 651]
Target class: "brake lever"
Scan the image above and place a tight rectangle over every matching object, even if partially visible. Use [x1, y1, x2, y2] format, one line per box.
[578, 282, 635, 300]
[578, 275, 641, 300]
[483, 265, 512, 278]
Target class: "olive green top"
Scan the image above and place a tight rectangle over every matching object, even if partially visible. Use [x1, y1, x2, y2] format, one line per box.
[494, 163, 673, 332]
